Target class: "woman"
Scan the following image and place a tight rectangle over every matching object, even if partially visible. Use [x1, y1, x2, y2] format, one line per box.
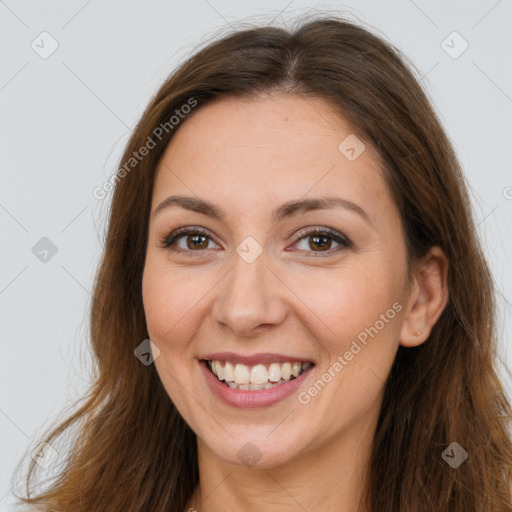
[15, 14, 512, 512]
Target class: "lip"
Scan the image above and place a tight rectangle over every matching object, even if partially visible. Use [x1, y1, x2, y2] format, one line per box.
[199, 359, 315, 409]
[199, 352, 315, 366]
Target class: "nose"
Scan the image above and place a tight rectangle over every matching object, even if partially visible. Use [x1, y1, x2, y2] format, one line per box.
[212, 249, 288, 337]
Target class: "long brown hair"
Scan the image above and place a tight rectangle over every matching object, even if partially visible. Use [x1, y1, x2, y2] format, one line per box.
[14, 14, 512, 512]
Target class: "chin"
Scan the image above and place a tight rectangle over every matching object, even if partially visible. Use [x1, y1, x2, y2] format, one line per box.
[198, 429, 306, 470]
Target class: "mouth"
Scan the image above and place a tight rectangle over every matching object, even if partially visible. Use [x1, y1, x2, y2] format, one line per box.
[201, 359, 315, 391]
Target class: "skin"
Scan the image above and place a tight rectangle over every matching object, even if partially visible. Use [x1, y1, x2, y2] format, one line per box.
[141, 93, 449, 512]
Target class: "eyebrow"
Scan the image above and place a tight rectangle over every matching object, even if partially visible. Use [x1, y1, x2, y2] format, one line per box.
[153, 194, 374, 228]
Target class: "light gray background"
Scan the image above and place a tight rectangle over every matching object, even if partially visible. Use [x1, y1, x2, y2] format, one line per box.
[1, 0, 511, 509]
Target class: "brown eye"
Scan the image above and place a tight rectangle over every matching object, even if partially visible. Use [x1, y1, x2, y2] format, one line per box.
[308, 234, 332, 251]
[185, 234, 209, 250]
[290, 228, 352, 257]
[161, 227, 219, 253]
[160, 226, 351, 258]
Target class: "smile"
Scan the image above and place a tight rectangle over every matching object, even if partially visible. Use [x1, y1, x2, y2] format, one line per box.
[205, 360, 314, 390]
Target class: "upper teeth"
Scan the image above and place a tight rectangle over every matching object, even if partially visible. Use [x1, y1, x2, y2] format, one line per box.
[208, 360, 312, 385]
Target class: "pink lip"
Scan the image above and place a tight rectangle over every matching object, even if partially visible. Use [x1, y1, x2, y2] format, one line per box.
[199, 359, 314, 409]
[199, 352, 314, 366]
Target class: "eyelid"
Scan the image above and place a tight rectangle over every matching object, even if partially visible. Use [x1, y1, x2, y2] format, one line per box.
[160, 226, 220, 251]
[291, 226, 350, 245]
[287, 226, 352, 256]
[159, 225, 352, 255]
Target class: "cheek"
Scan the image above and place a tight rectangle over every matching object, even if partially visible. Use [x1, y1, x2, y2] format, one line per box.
[291, 262, 400, 351]
[141, 256, 204, 351]
[141, 258, 205, 415]
[295, 266, 402, 416]
[142, 253, 219, 361]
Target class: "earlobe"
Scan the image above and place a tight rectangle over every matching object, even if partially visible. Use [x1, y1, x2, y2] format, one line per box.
[399, 246, 449, 348]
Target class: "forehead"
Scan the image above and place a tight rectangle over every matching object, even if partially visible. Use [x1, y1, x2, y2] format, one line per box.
[152, 94, 395, 226]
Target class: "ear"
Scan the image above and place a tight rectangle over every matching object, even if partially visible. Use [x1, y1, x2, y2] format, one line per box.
[399, 245, 449, 347]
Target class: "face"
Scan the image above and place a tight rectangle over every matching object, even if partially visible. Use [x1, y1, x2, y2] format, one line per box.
[142, 93, 410, 469]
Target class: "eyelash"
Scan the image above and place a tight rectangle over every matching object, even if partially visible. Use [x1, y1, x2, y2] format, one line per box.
[159, 226, 352, 258]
